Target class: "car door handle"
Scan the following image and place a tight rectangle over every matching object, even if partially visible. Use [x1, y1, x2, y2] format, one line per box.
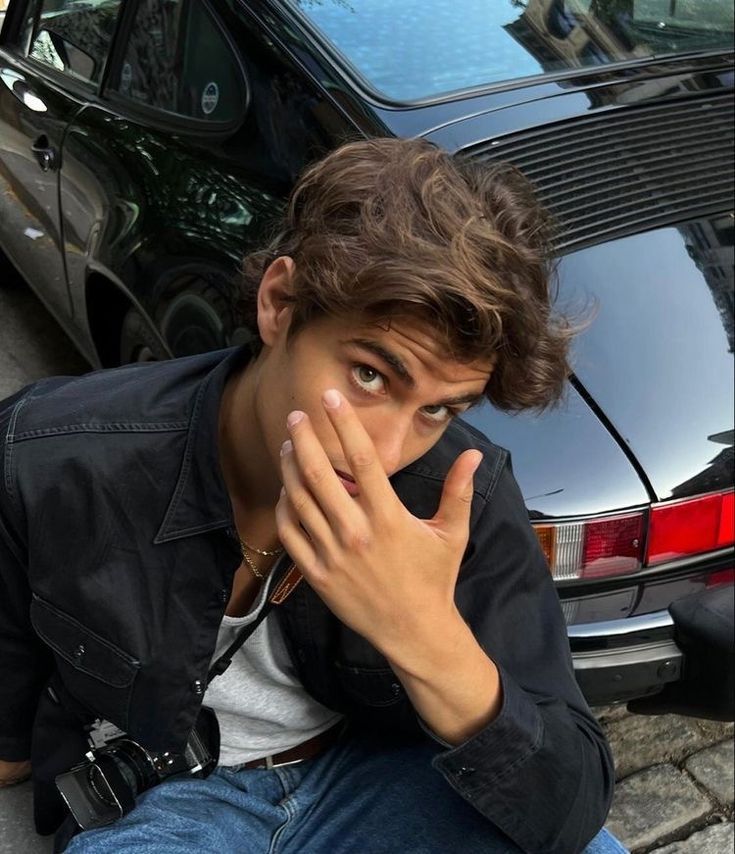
[31, 135, 60, 172]
[1, 68, 48, 112]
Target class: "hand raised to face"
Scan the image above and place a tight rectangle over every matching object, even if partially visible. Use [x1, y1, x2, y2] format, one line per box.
[276, 388, 482, 660]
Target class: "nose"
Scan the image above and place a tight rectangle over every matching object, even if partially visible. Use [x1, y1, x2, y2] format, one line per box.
[368, 414, 411, 476]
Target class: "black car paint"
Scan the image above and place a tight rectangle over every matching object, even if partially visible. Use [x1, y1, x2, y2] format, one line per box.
[0, 0, 733, 707]
[466, 219, 735, 509]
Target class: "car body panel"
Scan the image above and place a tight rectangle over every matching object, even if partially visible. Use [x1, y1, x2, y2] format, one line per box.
[462, 385, 650, 520]
[559, 218, 734, 502]
[0, 60, 80, 319]
[59, 103, 284, 362]
[2, 0, 357, 364]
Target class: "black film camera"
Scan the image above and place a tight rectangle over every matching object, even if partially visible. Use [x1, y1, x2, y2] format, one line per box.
[55, 706, 220, 830]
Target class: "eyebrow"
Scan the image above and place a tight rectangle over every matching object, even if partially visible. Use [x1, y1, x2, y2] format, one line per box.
[344, 338, 486, 409]
[346, 338, 416, 388]
[438, 392, 485, 408]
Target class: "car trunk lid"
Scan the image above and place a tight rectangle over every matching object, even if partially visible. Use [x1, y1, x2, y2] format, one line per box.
[557, 215, 734, 502]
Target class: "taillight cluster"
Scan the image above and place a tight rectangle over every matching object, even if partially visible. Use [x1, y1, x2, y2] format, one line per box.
[534, 489, 734, 581]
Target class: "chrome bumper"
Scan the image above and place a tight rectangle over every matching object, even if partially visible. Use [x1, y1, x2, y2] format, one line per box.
[568, 610, 683, 704]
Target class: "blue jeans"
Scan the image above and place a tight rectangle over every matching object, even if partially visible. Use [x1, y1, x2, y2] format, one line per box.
[64, 732, 628, 853]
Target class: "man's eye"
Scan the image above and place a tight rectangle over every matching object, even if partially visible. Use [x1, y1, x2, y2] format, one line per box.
[352, 365, 385, 393]
[421, 404, 452, 424]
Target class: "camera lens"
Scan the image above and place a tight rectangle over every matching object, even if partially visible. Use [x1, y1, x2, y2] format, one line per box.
[110, 742, 157, 796]
[87, 764, 119, 809]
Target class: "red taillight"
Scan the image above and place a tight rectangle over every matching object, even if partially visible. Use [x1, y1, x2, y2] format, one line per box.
[647, 490, 735, 566]
[534, 489, 734, 581]
[719, 492, 734, 547]
[582, 515, 644, 578]
[534, 513, 644, 581]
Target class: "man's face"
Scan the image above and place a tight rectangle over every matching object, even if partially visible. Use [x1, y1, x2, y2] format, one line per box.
[253, 313, 493, 490]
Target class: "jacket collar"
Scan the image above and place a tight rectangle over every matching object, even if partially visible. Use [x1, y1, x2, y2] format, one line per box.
[154, 347, 250, 544]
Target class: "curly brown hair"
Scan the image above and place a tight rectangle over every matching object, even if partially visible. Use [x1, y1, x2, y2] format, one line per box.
[238, 137, 576, 411]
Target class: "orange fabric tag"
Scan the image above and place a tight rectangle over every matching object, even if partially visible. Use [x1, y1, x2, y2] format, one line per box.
[269, 564, 303, 604]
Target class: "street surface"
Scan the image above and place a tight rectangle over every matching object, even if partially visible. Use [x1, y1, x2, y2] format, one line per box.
[0, 259, 732, 852]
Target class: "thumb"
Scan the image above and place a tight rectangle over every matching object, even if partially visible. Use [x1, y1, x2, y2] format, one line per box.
[435, 449, 483, 534]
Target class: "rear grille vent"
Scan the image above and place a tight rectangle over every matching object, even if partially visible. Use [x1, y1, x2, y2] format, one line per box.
[470, 93, 734, 253]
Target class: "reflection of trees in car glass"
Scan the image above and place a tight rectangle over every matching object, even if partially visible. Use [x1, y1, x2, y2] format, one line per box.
[114, 0, 243, 123]
[27, 0, 121, 84]
[120, 0, 182, 111]
[286, 0, 734, 99]
[294, 0, 354, 9]
[29, 30, 65, 71]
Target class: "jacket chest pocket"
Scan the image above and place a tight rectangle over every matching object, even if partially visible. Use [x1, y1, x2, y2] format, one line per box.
[30, 595, 140, 731]
[333, 661, 407, 708]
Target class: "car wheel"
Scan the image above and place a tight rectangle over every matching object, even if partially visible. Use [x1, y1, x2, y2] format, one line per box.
[159, 286, 229, 357]
[119, 307, 169, 364]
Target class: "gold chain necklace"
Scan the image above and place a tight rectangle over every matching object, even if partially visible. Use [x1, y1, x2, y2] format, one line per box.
[239, 537, 283, 557]
[239, 537, 283, 581]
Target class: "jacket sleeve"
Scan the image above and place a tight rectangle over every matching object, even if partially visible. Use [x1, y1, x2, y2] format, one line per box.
[0, 388, 53, 761]
[430, 458, 615, 854]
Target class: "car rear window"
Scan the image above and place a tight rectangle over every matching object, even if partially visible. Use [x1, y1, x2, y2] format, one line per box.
[284, 0, 735, 101]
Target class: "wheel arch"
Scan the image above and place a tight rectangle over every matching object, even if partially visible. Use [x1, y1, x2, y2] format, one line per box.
[85, 272, 170, 367]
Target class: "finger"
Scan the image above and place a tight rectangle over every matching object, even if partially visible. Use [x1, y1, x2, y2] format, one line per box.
[280, 438, 337, 549]
[320, 389, 395, 508]
[434, 450, 482, 535]
[275, 488, 326, 585]
[286, 410, 363, 529]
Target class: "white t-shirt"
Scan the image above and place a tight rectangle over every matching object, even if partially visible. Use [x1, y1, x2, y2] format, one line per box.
[203, 575, 342, 767]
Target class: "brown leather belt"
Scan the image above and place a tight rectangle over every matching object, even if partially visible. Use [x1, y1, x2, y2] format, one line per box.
[243, 722, 344, 770]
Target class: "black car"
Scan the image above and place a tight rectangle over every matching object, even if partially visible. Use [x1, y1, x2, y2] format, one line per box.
[0, 0, 733, 713]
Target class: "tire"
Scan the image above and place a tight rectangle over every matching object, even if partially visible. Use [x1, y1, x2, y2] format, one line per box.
[119, 307, 169, 364]
[160, 287, 229, 357]
[119, 279, 234, 364]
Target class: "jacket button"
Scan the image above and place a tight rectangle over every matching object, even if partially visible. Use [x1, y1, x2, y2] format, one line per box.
[457, 766, 476, 778]
[74, 643, 86, 661]
[219, 588, 228, 605]
[390, 682, 402, 696]
[192, 680, 204, 696]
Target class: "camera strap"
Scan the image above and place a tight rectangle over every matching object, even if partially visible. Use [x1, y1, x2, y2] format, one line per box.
[206, 559, 303, 685]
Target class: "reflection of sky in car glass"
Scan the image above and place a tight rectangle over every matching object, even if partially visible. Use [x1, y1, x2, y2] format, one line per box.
[559, 226, 735, 498]
[291, 0, 543, 100]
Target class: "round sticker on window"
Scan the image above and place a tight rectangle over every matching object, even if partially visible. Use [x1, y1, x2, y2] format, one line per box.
[201, 82, 219, 116]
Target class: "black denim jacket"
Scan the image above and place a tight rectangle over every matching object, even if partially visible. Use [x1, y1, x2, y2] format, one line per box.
[0, 348, 614, 853]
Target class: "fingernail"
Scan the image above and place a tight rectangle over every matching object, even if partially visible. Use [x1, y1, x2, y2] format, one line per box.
[287, 411, 304, 429]
[323, 389, 341, 409]
[281, 440, 293, 456]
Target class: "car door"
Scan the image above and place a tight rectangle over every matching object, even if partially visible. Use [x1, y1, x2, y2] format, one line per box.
[57, 0, 354, 367]
[0, 0, 121, 325]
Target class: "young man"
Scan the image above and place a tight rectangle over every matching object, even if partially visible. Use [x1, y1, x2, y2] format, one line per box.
[0, 139, 625, 853]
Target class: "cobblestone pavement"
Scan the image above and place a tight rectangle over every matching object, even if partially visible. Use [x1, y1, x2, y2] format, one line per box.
[596, 705, 733, 853]
[0, 261, 733, 852]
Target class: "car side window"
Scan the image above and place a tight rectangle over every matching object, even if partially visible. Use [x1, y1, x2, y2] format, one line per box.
[110, 0, 245, 123]
[20, 0, 122, 86]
